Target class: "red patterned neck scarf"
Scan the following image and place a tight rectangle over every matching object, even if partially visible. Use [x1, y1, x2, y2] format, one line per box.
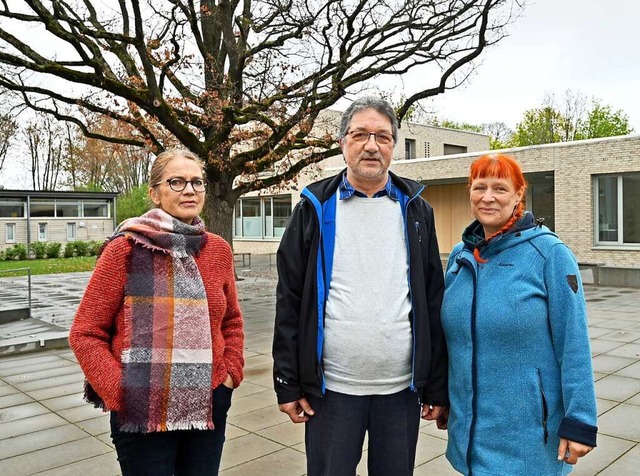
[116, 208, 213, 432]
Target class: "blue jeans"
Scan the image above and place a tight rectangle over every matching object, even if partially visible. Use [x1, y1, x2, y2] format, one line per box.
[305, 388, 421, 476]
[110, 384, 233, 476]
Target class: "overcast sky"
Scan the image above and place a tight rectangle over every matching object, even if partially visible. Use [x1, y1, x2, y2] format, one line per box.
[1, 0, 638, 188]
[426, 0, 640, 130]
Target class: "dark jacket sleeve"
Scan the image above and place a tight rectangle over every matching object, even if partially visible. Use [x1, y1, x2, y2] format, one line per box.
[421, 202, 448, 406]
[272, 198, 315, 404]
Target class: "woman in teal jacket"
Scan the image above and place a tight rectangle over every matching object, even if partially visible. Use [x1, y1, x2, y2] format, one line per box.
[441, 154, 597, 475]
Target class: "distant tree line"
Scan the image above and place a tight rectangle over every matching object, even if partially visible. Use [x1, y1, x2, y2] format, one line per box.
[416, 90, 634, 149]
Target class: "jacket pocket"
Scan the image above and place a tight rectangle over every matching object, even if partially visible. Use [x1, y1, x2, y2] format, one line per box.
[414, 220, 422, 243]
[536, 368, 549, 444]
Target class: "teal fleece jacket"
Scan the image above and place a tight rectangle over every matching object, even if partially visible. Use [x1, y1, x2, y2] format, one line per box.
[442, 212, 597, 476]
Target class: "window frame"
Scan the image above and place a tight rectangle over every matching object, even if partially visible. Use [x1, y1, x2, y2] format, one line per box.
[38, 222, 48, 242]
[234, 195, 292, 240]
[67, 222, 77, 241]
[5, 223, 16, 243]
[0, 200, 26, 218]
[593, 173, 640, 249]
[404, 138, 416, 160]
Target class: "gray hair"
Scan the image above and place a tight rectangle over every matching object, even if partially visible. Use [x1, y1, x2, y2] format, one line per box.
[338, 96, 399, 143]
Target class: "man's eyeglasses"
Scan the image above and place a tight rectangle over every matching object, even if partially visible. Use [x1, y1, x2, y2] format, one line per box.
[346, 130, 394, 145]
[159, 178, 206, 193]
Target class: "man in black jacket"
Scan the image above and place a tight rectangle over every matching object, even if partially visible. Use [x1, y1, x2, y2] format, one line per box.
[273, 96, 447, 476]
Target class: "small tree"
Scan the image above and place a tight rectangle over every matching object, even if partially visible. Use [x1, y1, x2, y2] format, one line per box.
[510, 107, 564, 147]
[576, 102, 633, 140]
[116, 184, 151, 223]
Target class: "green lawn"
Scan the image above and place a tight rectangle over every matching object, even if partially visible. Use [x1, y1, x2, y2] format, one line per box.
[0, 256, 97, 277]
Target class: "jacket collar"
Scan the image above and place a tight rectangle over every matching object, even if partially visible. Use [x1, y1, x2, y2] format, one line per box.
[462, 212, 540, 255]
[303, 168, 423, 203]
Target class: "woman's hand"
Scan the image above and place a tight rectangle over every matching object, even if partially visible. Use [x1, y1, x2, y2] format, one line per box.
[558, 438, 593, 464]
[222, 374, 234, 389]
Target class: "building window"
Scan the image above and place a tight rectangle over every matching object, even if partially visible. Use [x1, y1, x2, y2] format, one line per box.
[83, 201, 109, 217]
[595, 173, 640, 245]
[443, 144, 468, 155]
[405, 139, 416, 160]
[38, 223, 48, 242]
[0, 200, 25, 218]
[272, 196, 290, 238]
[26, 199, 110, 218]
[5, 223, 16, 243]
[234, 195, 292, 239]
[236, 198, 262, 238]
[30, 200, 55, 217]
[56, 200, 80, 217]
[67, 223, 77, 241]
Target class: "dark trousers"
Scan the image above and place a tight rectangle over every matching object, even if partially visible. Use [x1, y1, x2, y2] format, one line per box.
[305, 388, 421, 476]
[110, 384, 233, 476]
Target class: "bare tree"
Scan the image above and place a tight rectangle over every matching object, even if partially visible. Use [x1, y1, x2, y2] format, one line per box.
[0, 111, 17, 175]
[25, 114, 65, 190]
[481, 121, 513, 149]
[0, 0, 523, 243]
[543, 91, 587, 142]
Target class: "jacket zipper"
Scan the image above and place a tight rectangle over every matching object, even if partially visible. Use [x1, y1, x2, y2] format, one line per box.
[536, 368, 549, 444]
[404, 192, 422, 392]
[302, 189, 327, 397]
[459, 255, 478, 475]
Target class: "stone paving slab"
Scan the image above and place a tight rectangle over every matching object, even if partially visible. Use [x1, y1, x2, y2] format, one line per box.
[0, 257, 639, 475]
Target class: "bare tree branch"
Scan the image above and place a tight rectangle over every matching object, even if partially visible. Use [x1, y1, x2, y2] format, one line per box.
[0, 0, 524, 243]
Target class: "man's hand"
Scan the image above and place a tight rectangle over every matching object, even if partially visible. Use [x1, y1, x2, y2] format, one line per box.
[278, 397, 315, 423]
[558, 438, 593, 464]
[422, 404, 448, 430]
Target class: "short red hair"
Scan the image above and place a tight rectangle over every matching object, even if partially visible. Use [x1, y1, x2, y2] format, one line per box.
[468, 153, 528, 219]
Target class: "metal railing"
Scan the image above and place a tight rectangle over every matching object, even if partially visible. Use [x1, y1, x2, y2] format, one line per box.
[0, 267, 32, 320]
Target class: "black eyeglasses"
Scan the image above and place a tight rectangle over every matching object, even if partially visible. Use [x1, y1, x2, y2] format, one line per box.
[158, 178, 206, 192]
[346, 130, 394, 145]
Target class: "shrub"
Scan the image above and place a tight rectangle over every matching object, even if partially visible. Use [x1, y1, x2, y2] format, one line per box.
[87, 240, 103, 256]
[31, 242, 48, 259]
[0, 250, 5, 261]
[13, 244, 27, 260]
[74, 240, 90, 257]
[63, 242, 75, 258]
[5, 244, 27, 260]
[46, 242, 62, 259]
[63, 240, 92, 258]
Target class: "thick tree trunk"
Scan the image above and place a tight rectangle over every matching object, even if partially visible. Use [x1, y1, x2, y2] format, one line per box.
[203, 191, 238, 251]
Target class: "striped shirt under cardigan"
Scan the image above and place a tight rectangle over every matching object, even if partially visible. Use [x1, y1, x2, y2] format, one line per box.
[69, 233, 244, 412]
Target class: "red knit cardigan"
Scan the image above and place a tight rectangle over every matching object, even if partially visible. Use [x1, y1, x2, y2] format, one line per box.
[69, 233, 245, 412]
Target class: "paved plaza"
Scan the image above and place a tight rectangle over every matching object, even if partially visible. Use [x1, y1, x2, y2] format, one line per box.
[1, 255, 640, 475]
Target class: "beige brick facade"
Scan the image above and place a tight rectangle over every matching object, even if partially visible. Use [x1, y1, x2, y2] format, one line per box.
[236, 112, 639, 277]
[389, 134, 640, 268]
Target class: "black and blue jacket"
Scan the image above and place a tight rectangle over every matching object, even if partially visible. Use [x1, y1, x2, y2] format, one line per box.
[273, 170, 448, 406]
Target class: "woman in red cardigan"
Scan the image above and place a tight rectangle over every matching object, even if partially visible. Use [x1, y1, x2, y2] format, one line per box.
[69, 149, 244, 476]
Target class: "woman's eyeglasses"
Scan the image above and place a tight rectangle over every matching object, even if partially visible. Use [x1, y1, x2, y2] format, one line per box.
[159, 178, 206, 192]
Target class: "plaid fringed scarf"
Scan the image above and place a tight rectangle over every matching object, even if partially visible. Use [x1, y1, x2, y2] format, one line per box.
[115, 208, 214, 432]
